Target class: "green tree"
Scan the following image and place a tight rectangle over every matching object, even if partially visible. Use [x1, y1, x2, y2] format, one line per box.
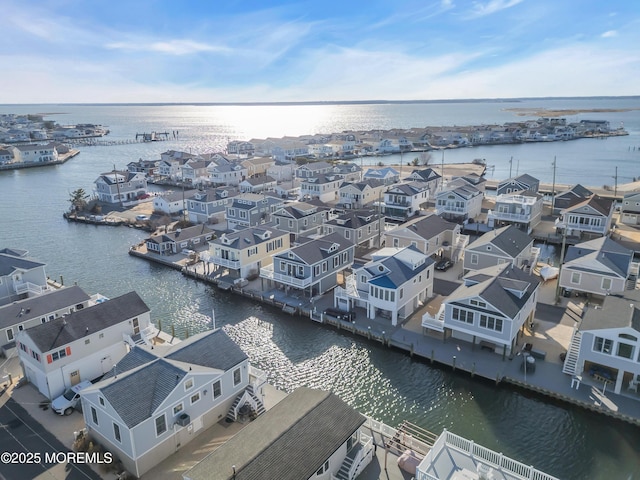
[69, 188, 90, 212]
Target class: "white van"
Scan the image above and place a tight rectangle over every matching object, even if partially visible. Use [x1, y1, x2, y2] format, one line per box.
[51, 381, 92, 415]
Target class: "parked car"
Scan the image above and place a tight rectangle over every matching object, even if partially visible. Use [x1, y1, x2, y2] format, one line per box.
[323, 308, 355, 321]
[435, 259, 453, 271]
[135, 214, 149, 221]
[51, 381, 92, 415]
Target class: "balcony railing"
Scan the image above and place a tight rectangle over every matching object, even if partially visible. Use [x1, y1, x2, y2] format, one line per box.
[487, 210, 532, 222]
[422, 305, 445, 332]
[14, 281, 47, 296]
[436, 205, 465, 213]
[495, 194, 538, 205]
[555, 217, 606, 233]
[260, 265, 313, 288]
[211, 256, 241, 269]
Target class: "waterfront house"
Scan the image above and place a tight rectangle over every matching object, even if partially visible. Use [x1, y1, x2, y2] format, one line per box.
[363, 167, 400, 185]
[238, 175, 277, 194]
[227, 140, 255, 156]
[156, 150, 198, 179]
[336, 246, 434, 326]
[295, 161, 333, 178]
[422, 263, 540, 356]
[0, 248, 49, 307]
[299, 173, 343, 203]
[240, 156, 275, 177]
[558, 237, 636, 297]
[208, 162, 247, 186]
[183, 387, 370, 480]
[435, 177, 483, 222]
[463, 225, 539, 273]
[208, 226, 289, 279]
[0, 148, 14, 164]
[324, 208, 384, 248]
[384, 214, 469, 263]
[338, 179, 386, 209]
[1, 285, 91, 347]
[153, 190, 197, 215]
[496, 173, 540, 196]
[325, 139, 356, 157]
[382, 181, 430, 222]
[271, 139, 309, 161]
[267, 160, 296, 182]
[407, 167, 442, 193]
[260, 232, 355, 296]
[562, 289, 640, 396]
[127, 159, 158, 177]
[145, 225, 215, 256]
[620, 191, 640, 225]
[16, 291, 152, 400]
[271, 202, 331, 240]
[552, 184, 593, 215]
[180, 160, 211, 185]
[487, 190, 544, 233]
[94, 171, 148, 205]
[81, 329, 261, 478]
[555, 195, 614, 238]
[225, 193, 284, 230]
[332, 162, 362, 182]
[186, 187, 239, 224]
[13, 143, 58, 163]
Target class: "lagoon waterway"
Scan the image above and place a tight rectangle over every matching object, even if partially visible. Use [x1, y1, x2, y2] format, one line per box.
[1, 100, 640, 479]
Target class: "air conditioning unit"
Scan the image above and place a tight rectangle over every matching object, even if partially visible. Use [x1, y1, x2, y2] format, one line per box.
[176, 413, 190, 427]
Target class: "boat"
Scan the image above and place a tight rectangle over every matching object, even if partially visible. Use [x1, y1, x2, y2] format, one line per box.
[539, 264, 559, 281]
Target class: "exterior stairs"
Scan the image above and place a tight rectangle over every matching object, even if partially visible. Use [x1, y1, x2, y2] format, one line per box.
[626, 274, 637, 290]
[562, 330, 582, 376]
[335, 454, 355, 480]
[130, 333, 146, 346]
[225, 385, 266, 422]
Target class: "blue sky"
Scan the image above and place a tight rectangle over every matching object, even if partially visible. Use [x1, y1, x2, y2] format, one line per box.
[2, 0, 639, 103]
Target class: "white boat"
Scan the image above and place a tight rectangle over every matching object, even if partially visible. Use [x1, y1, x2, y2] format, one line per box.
[539, 264, 559, 281]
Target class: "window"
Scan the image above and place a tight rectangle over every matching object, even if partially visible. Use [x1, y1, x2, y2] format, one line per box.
[173, 403, 184, 415]
[99, 397, 105, 406]
[155, 414, 167, 436]
[601, 277, 612, 291]
[212, 380, 222, 399]
[452, 307, 473, 324]
[113, 423, 121, 443]
[6, 329, 13, 342]
[185, 378, 194, 390]
[470, 254, 478, 265]
[233, 368, 241, 386]
[617, 343, 634, 359]
[316, 460, 330, 476]
[570, 272, 581, 285]
[470, 299, 486, 308]
[480, 314, 503, 332]
[91, 407, 98, 425]
[593, 337, 612, 354]
[190, 392, 201, 404]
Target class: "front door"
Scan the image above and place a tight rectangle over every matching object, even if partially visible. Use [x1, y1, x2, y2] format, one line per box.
[133, 318, 140, 335]
[69, 370, 81, 386]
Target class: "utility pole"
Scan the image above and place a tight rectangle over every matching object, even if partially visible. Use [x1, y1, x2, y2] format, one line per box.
[613, 166, 618, 198]
[551, 156, 557, 213]
[509, 156, 513, 178]
[555, 227, 568, 303]
[113, 164, 122, 207]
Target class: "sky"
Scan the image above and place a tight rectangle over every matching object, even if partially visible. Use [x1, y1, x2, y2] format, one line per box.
[1, 0, 639, 103]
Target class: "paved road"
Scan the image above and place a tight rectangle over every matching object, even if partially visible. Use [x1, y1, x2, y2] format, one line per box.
[0, 393, 101, 480]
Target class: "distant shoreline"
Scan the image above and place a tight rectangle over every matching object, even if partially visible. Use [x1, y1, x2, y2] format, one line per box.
[505, 107, 640, 117]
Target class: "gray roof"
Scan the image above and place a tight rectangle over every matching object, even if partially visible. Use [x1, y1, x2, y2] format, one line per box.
[148, 224, 214, 245]
[561, 195, 613, 216]
[0, 286, 90, 329]
[498, 173, 538, 188]
[24, 291, 149, 353]
[275, 232, 353, 265]
[213, 226, 287, 249]
[366, 247, 433, 288]
[165, 328, 248, 371]
[183, 387, 365, 480]
[326, 209, 381, 229]
[564, 237, 633, 277]
[102, 347, 158, 379]
[438, 177, 481, 199]
[467, 225, 533, 258]
[393, 214, 457, 240]
[0, 252, 44, 276]
[580, 289, 640, 332]
[410, 168, 441, 182]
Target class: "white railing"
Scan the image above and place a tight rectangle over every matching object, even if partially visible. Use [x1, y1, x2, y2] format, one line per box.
[416, 430, 560, 480]
[249, 365, 268, 392]
[495, 194, 538, 205]
[629, 262, 639, 277]
[212, 256, 241, 269]
[555, 218, 606, 233]
[14, 281, 47, 296]
[422, 305, 445, 332]
[347, 433, 374, 480]
[436, 205, 465, 213]
[259, 265, 313, 288]
[487, 210, 532, 222]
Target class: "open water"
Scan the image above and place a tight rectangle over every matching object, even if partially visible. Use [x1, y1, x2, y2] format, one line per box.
[1, 100, 640, 479]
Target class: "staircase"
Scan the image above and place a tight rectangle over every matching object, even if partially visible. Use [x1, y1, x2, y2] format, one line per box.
[626, 274, 637, 290]
[130, 333, 146, 346]
[335, 454, 355, 480]
[562, 330, 583, 376]
[225, 385, 266, 422]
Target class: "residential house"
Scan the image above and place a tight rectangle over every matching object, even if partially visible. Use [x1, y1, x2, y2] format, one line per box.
[13, 143, 58, 163]
[496, 173, 540, 196]
[620, 191, 640, 225]
[338, 179, 386, 209]
[156, 150, 197, 179]
[153, 190, 197, 215]
[562, 289, 640, 396]
[335, 246, 434, 326]
[384, 214, 469, 263]
[225, 193, 284, 230]
[456, 172, 487, 194]
[16, 291, 152, 400]
[552, 184, 593, 214]
[227, 140, 255, 156]
[332, 162, 362, 182]
[1, 285, 91, 352]
[0, 148, 14, 164]
[324, 209, 384, 248]
[145, 225, 215, 256]
[81, 329, 259, 478]
[487, 190, 544, 233]
[271, 202, 331, 240]
[0, 248, 49, 306]
[463, 225, 539, 272]
[295, 161, 333, 178]
[267, 160, 296, 182]
[127, 159, 158, 176]
[382, 181, 430, 221]
[407, 167, 442, 194]
[260, 232, 355, 296]
[559, 237, 636, 297]
[241, 156, 275, 177]
[555, 195, 614, 238]
[186, 187, 239, 224]
[271, 139, 309, 161]
[183, 387, 370, 480]
[94, 171, 148, 204]
[208, 226, 290, 279]
[435, 177, 483, 222]
[325, 139, 356, 157]
[422, 263, 540, 356]
[180, 160, 210, 185]
[299, 174, 343, 203]
[208, 163, 247, 186]
[238, 175, 277, 194]
[363, 167, 400, 185]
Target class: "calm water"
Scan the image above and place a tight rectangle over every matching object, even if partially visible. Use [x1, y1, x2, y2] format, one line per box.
[1, 101, 640, 479]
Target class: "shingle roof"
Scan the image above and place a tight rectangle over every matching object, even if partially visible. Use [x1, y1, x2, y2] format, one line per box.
[393, 214, 457, 240]
[580, 289, 640, 331]
[564, 237, 632, 278]
[183, 387, 366, 480]
[275, 232, 353, 265]
[165, 328, 248, 371]
[366, 247, 433, 288]
[467, 225, 533, 258]
[0, 252, 44, 276]
[24, 291, 149, 353]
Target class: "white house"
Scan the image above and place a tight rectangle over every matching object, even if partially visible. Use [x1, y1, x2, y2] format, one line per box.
[0, 248, 49, 306]
[487, 190, 544, 233]
[145, 225, 216, 256]
[338, 179, 386, 210]
[435, 177, 483, 222]
[299, 174, 343, 203]
[208, 163, 247, 186]
[153, 190, 197, 215]
[16, 291, 152, 400]
[13, 143, 58, 163]
[382, 181, 430, 221]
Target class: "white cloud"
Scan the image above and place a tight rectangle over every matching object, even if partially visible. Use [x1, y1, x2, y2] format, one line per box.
[601, 30, 618, 38]
[468, 0, 524, 18]
[107, 39, 230, 55]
